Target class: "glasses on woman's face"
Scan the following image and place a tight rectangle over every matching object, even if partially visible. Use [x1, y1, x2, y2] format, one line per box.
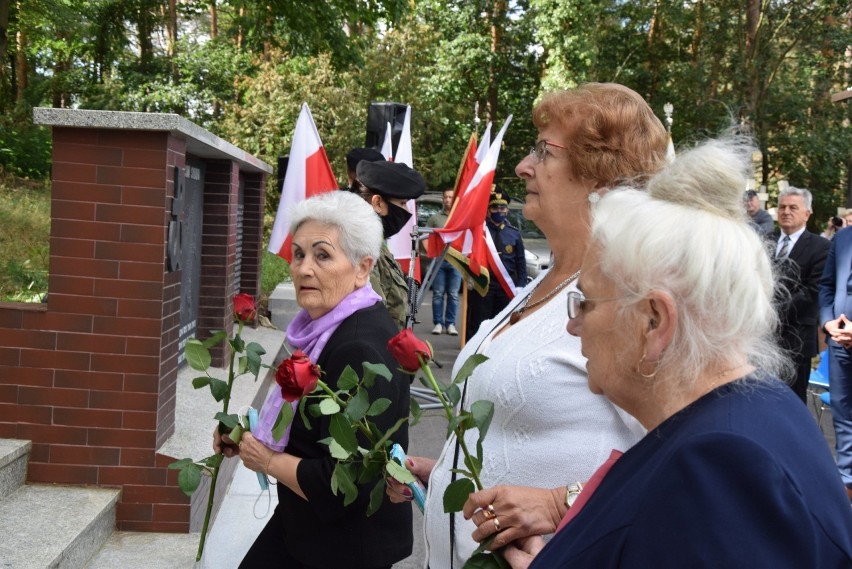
[567, 290, 624, 319]
[529, 139, 567, 164]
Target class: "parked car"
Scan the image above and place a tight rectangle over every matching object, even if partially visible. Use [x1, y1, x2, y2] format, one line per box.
[415, 193, 550, 282]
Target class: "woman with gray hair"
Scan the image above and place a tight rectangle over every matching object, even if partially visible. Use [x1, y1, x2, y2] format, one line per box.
[500, 138, 852, 568]
[219, 190, 414, 568]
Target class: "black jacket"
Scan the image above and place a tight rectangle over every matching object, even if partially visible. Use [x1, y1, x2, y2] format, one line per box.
[280, 303, 413, 568]
[774, 229, 829, 357]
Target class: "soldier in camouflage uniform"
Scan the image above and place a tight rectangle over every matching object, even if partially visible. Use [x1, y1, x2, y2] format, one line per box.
[349, 160, 426, 329]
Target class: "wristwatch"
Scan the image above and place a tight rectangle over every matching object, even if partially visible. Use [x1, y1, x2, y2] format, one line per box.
[565, 482, 584, 509]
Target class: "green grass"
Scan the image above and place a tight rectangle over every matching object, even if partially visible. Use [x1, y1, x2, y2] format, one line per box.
[0, 174, 50, 302]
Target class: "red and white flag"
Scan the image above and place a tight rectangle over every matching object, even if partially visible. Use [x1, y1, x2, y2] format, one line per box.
[386, 105, 421, 280]
[428, 116, 512, 260]
[268, 103, 338, 262]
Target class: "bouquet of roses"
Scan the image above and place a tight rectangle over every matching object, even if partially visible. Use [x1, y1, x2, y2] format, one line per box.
[271, 348, 413, 515]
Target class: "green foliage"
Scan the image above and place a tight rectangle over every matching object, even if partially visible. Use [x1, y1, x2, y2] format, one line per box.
[0, 119, 52, 179]
[3, 0, 851, 236]
[0, 177, 50, 302]
[261, 250, 290, 296]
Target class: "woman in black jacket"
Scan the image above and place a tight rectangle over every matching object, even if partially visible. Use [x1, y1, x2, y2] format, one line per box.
[222, 190, 412, 569]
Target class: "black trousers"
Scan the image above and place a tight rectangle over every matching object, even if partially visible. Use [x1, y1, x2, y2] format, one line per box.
[465, 287, 511, 341]
[239, 508, 392, 569]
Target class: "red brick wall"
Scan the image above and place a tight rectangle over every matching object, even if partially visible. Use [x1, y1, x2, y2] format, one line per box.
[0, 124, 266, 532]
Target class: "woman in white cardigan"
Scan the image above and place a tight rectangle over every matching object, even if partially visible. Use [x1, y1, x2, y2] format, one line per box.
[388, 83, 669, 568]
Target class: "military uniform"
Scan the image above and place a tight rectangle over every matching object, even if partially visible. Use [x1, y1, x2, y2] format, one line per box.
[370, 242, 409, 329]
[466, 188, 527, 340]
[353, 159, 427, 330]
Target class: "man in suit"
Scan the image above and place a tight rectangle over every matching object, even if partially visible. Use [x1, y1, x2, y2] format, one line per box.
[819, 213, 852, 502]
[774, 187, 829, 403]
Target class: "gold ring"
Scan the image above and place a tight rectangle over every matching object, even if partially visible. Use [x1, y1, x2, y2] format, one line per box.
[493, 517, 501, 532]
[482, 504, 495, 519]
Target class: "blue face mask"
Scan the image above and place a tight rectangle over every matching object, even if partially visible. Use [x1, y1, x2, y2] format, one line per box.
[490, 211, 508, 225]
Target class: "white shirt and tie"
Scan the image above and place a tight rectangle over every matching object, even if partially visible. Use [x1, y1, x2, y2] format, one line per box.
[776, 226, 806, 258]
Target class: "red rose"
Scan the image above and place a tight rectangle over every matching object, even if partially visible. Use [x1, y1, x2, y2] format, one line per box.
[276, 349, 321, 402]
[233, 293, 256, 322]
[387, 329, 432, 373]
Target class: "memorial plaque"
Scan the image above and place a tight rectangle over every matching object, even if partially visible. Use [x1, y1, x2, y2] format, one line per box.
[177, 158, 205, 364]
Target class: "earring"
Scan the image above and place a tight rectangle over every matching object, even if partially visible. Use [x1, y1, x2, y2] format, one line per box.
[637, 350, 658, 379]
[587, 191, 601, 204]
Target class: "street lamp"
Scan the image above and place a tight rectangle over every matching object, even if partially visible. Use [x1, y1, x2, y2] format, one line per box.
[663, 102, 673, 133]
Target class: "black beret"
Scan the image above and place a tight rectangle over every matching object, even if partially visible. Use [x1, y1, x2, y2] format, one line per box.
[346, 147, 385, 172]
[489, 184, 511, 206]
[356, 161, 426, 200]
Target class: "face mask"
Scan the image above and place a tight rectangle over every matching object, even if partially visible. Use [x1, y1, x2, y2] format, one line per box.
[490, 211, 508, 225]
[382, 202, 412, 238]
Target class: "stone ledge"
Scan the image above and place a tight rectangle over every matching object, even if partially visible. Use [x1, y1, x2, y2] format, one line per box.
[33, 107, 272, 175]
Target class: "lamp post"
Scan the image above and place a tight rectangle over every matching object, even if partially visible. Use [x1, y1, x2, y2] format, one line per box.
[663, 102, 673, 133]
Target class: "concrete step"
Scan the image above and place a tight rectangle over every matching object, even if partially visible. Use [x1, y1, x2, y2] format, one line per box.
[0, 483, 120, 569]
[0, 439, 31, 500]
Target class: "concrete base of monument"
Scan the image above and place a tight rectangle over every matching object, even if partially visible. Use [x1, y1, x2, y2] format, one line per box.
[268, 281, 299, 331]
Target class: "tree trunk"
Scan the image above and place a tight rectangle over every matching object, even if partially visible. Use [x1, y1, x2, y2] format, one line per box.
[487, 0, 507, 121]
[167, 0, 177, 58]
[14, 24, 24, 103]
[647, 0, 664, 99]
[690, 0, 703, 66]
[209, 0, 218, 39]
[0, 0, 9, 95]
[744, 0, 761, 123]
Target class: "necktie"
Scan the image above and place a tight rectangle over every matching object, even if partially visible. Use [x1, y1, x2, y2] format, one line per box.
[776, 235, 790, 258]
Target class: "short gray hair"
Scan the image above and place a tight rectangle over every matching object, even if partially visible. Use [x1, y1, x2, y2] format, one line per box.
[591, 137, 787, 387]
[778, 186, 813, 211]
[289, 191, 383, 266]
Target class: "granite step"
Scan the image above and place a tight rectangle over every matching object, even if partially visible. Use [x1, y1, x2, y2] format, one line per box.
[0, 462, 120, 568]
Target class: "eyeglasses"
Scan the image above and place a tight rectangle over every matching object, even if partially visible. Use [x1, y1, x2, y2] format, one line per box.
[566, 290, 624, 319]
[529, 139, 567, 164]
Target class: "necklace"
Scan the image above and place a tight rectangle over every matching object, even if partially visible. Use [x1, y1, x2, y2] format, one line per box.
[509, 269, 581, 325]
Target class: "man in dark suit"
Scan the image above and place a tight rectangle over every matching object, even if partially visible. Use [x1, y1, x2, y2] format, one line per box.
[818, 216, 852, 501]
[774, 186, 829, 403]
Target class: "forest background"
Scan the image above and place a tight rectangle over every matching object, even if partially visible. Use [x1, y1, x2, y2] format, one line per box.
[0, 0, 850, 301]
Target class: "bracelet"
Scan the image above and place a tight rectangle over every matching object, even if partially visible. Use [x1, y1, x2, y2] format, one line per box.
[265, 453, 274, 476]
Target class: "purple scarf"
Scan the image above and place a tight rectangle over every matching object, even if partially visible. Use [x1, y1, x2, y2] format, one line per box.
[254, 285, 382, 451]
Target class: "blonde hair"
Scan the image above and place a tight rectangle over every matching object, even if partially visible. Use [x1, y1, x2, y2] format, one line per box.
[533, 83, 669, 187]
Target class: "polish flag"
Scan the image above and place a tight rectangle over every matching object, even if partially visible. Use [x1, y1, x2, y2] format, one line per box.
[386, 105, 420, 281]
[427, 121, 491, 259]
[268, 103, 338, 262]
[428, 115, 512, 270]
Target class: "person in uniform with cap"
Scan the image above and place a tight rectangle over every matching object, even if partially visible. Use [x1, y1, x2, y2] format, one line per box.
[344, 147, 385, 190]
[350, 160, 427, 329]
[465, 185, 527, 340]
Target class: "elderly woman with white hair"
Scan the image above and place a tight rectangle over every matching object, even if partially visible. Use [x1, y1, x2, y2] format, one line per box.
[499, 138, 852, 567]
[222, 190, 413, 568]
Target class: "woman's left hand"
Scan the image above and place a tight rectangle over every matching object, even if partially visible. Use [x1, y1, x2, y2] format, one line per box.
[502, 535, 546, 569]
[237, 432, 274, 475]
[463, 485, 565, 549]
